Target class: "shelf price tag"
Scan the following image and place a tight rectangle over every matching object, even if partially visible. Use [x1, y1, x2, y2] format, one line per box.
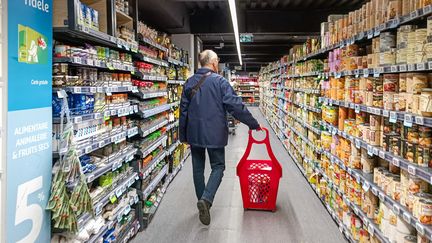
[371, 187, 378, 195]
[362, 181, 371, 192]
[411, 10, 419, 19]
[391, 65, 399, 72]
[355, 104, 360, 113]
[416, 222, 426, 235]
[392, 157, 400, 167]
[368, 224, 375, 237]
[378, 192, 385, 201]
[382, 110, 390, 117]
[95, 203, 103, 215]
[379, 150, 385, 159]
[355, 139, 361, 149]
[425, 5, 432, 14]
[408, 165, 416, 175]
[415, 116, 425, 125]
[367, 145, 374, 156]
[373, 148, 379, 155]
[389, 111, 398, 123]
[408, 64, 416, 71]
[404, 114, 413, 127]
[399, 64, 407, 72]
[109, 194, 117, 204]
[403, 212, 411, 222]
[417, 63, 426, 70]
[367, 30, 374, 39]
[363, 69, 369, 77]
[393, 204, 400, 215]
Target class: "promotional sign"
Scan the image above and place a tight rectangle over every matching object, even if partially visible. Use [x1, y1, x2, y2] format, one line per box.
[6, 0, 53, 242]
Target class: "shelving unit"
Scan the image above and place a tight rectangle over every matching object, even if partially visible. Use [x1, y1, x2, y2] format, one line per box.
[233, 76, 260, 106]
[260, 2, 432, 242]
[49, 1, 192, 242]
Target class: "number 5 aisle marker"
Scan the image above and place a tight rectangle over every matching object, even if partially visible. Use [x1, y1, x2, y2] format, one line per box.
[3, 0, 53, 242]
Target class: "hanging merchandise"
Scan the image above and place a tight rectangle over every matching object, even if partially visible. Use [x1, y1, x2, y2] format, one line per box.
[48, 97, 93, 233]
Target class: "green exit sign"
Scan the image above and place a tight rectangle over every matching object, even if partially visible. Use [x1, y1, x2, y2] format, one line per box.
[240, 33, 253, 43]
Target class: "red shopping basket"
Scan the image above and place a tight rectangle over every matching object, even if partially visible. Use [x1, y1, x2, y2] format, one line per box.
[237, 127, 282, 212]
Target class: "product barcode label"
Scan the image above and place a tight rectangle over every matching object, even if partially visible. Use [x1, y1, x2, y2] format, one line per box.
[408, 165, 416, 175]
[392, 157, 400, 167]
[399, 64, 407, 72]
[389, 111, 398, 123]
[404, 114, 413, 127]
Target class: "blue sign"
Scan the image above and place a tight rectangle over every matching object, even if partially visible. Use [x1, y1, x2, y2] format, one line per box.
[7, 0, 53, 242]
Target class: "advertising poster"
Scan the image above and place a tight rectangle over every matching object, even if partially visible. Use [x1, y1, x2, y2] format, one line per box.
[6, 0, 53, 242]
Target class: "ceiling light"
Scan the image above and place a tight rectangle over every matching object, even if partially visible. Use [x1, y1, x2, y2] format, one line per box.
[228, 0, 242, 66]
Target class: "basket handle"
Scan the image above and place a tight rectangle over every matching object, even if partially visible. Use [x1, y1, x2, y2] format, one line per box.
[237, 127, 282, 176]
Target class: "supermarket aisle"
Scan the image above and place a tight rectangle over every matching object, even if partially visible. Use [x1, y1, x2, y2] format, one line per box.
[131, 107, 346, 243]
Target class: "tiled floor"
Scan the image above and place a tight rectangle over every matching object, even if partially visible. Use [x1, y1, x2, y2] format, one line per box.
[131, 108, 347, 243]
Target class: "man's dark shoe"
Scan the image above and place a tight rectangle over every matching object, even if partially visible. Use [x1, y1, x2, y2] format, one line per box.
[197, 199, 211, 225]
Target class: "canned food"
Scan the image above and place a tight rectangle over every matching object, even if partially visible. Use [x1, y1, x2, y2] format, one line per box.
[408, 175, 429, 194]
[418, 199, 432, 224]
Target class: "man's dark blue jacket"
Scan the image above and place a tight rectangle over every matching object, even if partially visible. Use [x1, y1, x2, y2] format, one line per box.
[179, 68, 259, 148]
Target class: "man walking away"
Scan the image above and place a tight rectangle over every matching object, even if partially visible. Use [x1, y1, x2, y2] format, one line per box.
[179, 50, 261, 225]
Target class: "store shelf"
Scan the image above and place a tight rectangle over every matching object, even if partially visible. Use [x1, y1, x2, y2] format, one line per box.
[140, 151, 167, 179]
[137, 135, 168, 158]
[85, 146, 138, 183]
[137, 91, 168, 100]
[53, 57, 134, 72]
[116, 10, 134, 25]
[293, 101, 321, 113]
[320, 120, 432, 187]
[320, 97, 432, 128]
[133, 71, 168, 82]
[139, 36, 169, 53]
[135, 54, 169, 67]
[78, 172, 139, 229]
[54, 26, 138, 54]
[138, 104, 171, 118]
[167, 80, 186, 85]
[53, 85, 138, 95]
[142, 164, 169, 200]
[139, 119, 169, 138]
[166, 121, 179, 131]
[287, 5, 432, 65]
[62, 126, 138, 157]
[115, 219, 141, 243]
[167, 141, 181, 155]
[293, 88, 321, 94]
[167, 57, 189, 68]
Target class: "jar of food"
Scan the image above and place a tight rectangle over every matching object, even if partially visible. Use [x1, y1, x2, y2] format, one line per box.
[404, 142, 418, 163]
[404, 125, 419, 143]
[408, 175, 429, 194]
[392, 137, 402, 156]
[418, 199, 432, 225]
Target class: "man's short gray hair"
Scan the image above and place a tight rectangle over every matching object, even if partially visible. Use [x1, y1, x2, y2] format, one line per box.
[199, 50, 218, 67]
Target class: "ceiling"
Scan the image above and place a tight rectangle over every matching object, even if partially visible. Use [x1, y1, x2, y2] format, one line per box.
[139, 0, 367, 71]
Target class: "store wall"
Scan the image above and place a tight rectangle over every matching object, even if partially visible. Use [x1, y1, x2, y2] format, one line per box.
[171, 34, 195, 76]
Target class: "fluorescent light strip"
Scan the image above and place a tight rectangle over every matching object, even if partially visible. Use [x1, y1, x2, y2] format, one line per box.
[228, 0, 242, 66]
